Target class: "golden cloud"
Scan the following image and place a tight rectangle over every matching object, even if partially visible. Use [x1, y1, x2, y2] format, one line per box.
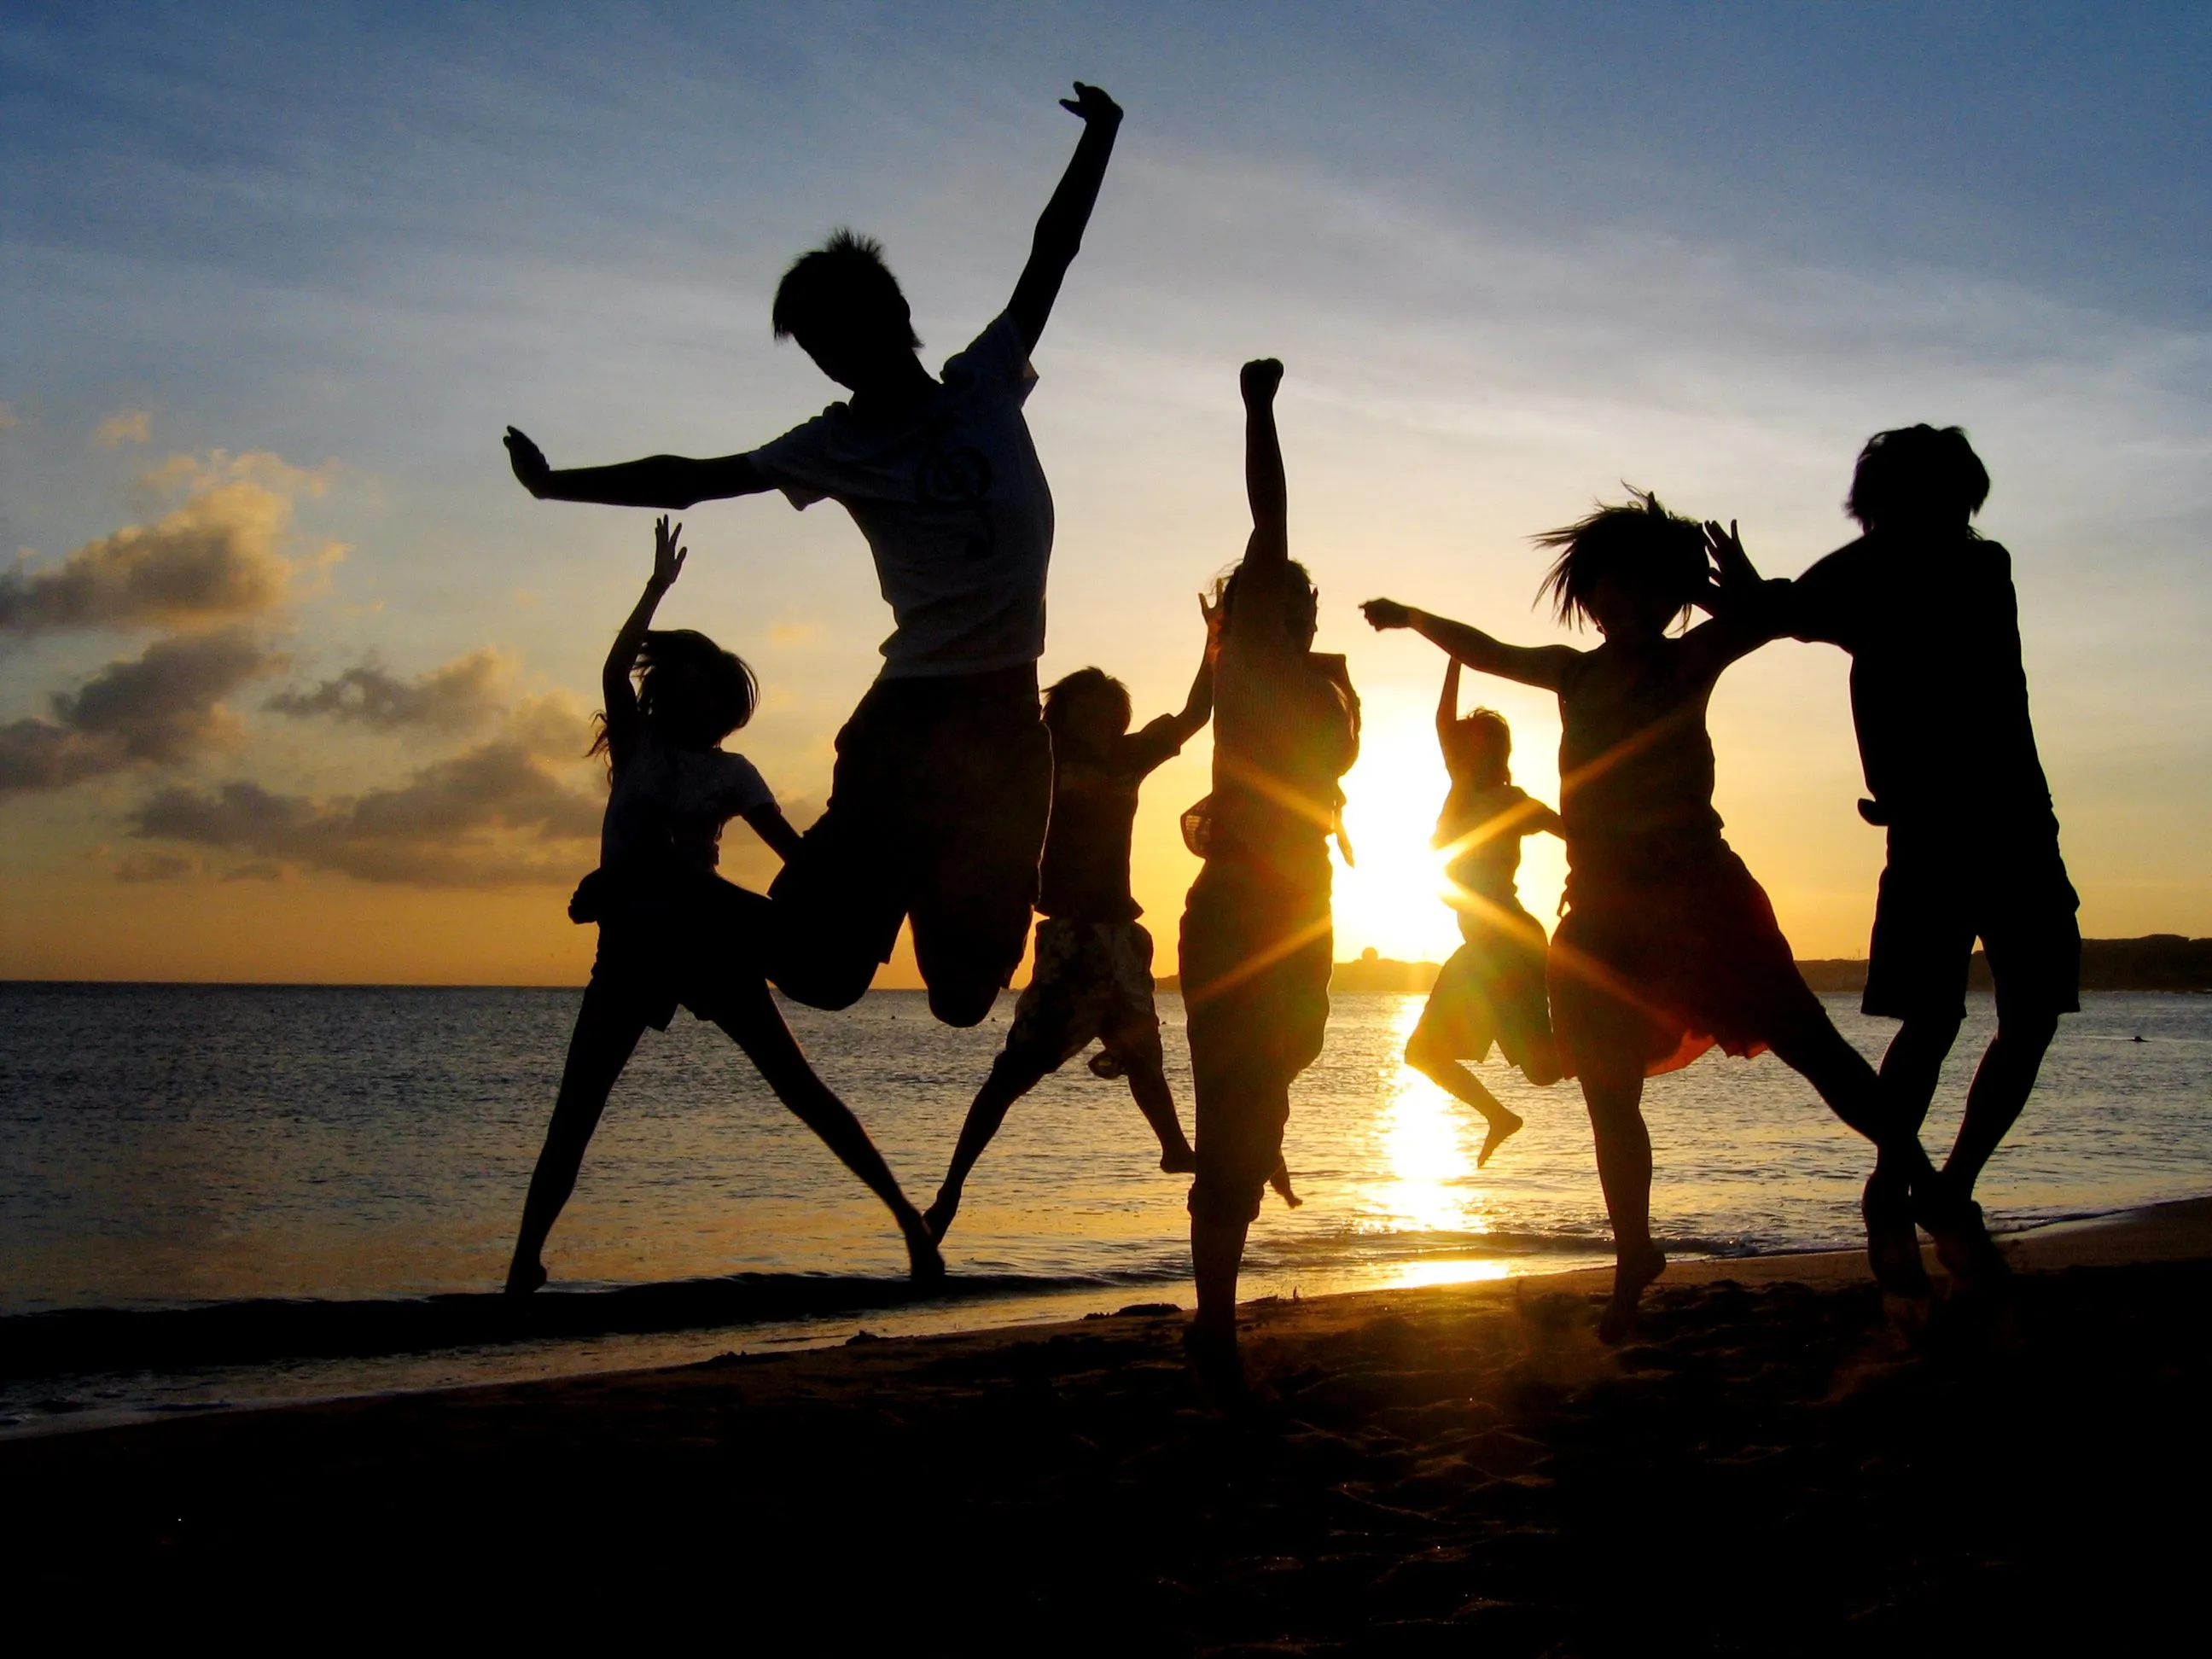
[0, 452, 332, 638]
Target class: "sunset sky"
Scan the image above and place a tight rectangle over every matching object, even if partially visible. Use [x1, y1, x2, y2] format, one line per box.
[4, 3, 2208, 986]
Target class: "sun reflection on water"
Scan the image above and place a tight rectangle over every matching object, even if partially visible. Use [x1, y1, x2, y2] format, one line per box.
[1365, 995, 1487, 1237]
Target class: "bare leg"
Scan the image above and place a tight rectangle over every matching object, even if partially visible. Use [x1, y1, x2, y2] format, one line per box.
[1881, 1015, 1963, 1136]
[1577, 1049, 1664, 1344]
[1861, 1015, 1963, 1296]
[1114, 1039, 1197, 1173]
[925, 1047, 1055, 1243]
[1768, 1013, 2005, 1292]
[1947, 1011, 2058, 1196]
[711, 983, 945, 1283]
[507, 981, 649, 1295]
[1406, 1033, 1523, 1167]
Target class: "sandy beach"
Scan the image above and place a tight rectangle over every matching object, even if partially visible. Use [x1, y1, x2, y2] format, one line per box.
[6, 1201, 2207, 1651]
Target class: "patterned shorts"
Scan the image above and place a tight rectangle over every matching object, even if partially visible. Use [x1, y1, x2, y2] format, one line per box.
[1003, 918, 1165, 1074]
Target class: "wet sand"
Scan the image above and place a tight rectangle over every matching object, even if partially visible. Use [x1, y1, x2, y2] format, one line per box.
[7, 1201, 2209, 1651]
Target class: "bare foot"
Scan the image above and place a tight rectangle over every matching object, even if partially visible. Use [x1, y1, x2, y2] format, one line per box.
[504, 1259, 547, 1298]
[1183, 1320, 1250, 1410]
[1919, 1188, 2012, 1295]
[922, 1188, 959, 1246]
[1269, 1159, 1303, 1209]
[1159, 1143, 1197, 1175]
[1476, 1108, 1525, 1169]
[1598, 1246, 1666, 1346]
[900, 1209, 947, 1284]
[1862, 1169, 1933, 1299]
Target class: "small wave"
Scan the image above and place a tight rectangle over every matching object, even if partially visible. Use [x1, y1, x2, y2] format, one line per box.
[0, 1268, 1192, 1384]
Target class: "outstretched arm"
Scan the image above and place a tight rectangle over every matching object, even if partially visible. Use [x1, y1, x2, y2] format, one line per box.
[1362, 600, 1576, 692]
[505, 427, 771, 509]
[1435, 656, 1463, 747]
[1006, 83, 1123, 352]
[1679, 517, 1793, 681]
[602, 516, 686, 762]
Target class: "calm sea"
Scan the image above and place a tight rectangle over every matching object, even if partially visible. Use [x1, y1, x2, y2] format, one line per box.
[3, 983, 2208, 1429]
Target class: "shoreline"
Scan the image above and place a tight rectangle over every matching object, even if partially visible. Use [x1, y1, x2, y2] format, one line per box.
[6, 1190, 2203, 1446]
[6, 1194, 2208, 1644]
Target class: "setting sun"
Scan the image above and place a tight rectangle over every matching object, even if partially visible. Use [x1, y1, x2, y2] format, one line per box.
[1330, 683, 1569, 964]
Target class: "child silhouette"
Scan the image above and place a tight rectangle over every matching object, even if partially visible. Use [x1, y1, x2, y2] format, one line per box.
[505, 517, 940, 1295]
[503, 83, 1125, 1029]
[1365, 492, 2004, 1341]
[923, 631, 1214, 1245]
[1404, 661, 1564, 1167]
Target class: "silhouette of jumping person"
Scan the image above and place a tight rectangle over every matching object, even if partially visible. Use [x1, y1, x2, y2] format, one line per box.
[503, 83, 1126, 1028]
[1181, 360, 1359, 1398]
[506, 516, 942, 1295]
[1710, 426, 2078, 1293]
[1365, 492, 2004, 1342]
[1404, 661, 1565, 1167]
[922, 633, 1214, 1244]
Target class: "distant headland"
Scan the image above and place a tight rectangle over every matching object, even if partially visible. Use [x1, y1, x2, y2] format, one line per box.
[1157, 937, 2212, 997]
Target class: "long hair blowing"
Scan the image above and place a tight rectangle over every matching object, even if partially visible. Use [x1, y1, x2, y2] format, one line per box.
[588, 629, 758, 770]
[1534, 488, 1708, 630]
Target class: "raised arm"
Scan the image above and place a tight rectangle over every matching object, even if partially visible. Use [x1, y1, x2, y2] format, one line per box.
[1005, 83, 1123, 352]
[1161, 597, 1220, 743]
[1435, 656, 1463, 747]
[1223, 358, 1295, 658]
[1361, 600, 1577, 692]
[602, 516, 686, 764]
[505, 427, 771, 509]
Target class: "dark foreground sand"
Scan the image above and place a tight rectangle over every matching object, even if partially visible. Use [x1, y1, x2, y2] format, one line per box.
[8, 1203, 2210, 1652]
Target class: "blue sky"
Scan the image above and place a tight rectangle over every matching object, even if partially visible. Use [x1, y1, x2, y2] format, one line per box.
[3, 3, 2207, 980]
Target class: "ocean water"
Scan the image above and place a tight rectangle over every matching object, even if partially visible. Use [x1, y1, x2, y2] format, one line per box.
[3, 983, 2209, 1428]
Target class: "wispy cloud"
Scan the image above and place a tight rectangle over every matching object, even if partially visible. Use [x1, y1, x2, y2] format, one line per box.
[92, 409, 150, 448]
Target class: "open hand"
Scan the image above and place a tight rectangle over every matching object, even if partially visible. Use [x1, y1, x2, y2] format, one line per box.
[1361, 597, 1413, 632]
[504, 427, 550, 498]
[1703, 519, 1759, 590]
[1198, 590, 1224, 662]
[1059, 81, 1122, 126]
[653, 515, 687, 590]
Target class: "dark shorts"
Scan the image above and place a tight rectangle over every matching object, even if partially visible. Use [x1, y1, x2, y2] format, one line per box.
[1864, 828, 2080, 1023]
[588, 876, 771, 1033]
[1180, 853, 1333, 1227]
[767, 665, 1051, 1025]
[1550, 845, 1825, 1078]
[1411, 906, 1557, 1080]
[1003, 918, 1165, 1074]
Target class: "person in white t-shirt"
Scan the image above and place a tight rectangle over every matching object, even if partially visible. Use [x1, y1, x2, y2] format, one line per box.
[503, 82, 1125, 1028]
[506, 517, 943, 1295]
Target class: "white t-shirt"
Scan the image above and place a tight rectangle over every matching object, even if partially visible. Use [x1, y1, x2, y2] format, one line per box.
[746, 312, 1052, 679]
[601, 728, 775, 876]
